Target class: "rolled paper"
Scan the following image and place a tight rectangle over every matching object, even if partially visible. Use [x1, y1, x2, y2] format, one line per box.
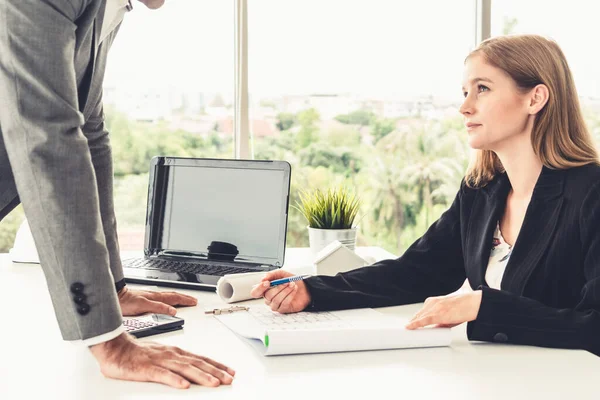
[216, 271, 268, 303]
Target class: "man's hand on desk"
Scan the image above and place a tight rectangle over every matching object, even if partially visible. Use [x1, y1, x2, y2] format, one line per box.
[405, 290, 482, 330]
[89, 333, 235, 389]
[250, 270, 311, 313]
[118, 286, 198, 317]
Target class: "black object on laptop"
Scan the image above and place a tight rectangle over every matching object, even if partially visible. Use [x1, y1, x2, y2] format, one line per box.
[122, 157, 291, 291]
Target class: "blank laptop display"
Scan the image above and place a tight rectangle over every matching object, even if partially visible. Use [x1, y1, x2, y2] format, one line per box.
[123, 157, 291, 290]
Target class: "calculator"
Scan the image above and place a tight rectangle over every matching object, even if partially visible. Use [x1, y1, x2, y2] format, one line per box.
[122, 314, 185, 338]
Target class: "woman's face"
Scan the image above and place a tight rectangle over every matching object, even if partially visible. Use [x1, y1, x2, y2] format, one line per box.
[460, 54, 532, 152]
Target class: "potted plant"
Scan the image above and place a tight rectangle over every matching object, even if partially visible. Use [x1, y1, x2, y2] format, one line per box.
[294, 187, 361, 255]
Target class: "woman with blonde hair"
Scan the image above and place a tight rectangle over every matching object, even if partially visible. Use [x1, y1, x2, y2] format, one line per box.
[252, 34, 600, 356]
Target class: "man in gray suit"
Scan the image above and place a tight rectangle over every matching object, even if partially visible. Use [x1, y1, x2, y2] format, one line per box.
[0, 0, 235, 388]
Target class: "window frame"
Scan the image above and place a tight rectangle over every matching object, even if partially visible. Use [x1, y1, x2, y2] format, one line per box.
[232, 0, 490, 159]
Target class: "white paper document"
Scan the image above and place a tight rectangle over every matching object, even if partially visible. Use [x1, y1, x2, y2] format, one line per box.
[213, 305, 452, 356]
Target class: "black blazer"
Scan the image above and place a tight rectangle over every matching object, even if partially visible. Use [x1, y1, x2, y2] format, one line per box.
[304, 164, 600, 356]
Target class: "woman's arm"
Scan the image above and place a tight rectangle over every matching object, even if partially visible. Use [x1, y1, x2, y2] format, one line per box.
[304, 182, 468, 311]
[468, 181, 600, 356]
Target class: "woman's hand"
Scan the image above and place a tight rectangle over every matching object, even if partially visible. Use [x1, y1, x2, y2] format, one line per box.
[405, 290, 482, 330]
[250, 270, 311, 313]
[118, 286, 198, 317]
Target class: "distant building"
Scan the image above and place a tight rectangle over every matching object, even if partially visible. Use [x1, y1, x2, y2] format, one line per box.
[216, 118, 278, 138]
[104, 86, 232, 122]
[167, 116, 218, 135]
[104, 86, 175, 122]
[306, 94, 356, 120]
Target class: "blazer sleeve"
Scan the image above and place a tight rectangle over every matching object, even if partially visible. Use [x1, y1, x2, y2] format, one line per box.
[304, 182, 467, 311]
[467, 181, 600, 356]
[81, 28, 126, 288]
[81, 91, 125, 287]
[0, 0, 122, 340]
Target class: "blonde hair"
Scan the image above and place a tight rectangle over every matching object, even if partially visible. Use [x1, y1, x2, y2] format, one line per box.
[464, 34, 599, 188]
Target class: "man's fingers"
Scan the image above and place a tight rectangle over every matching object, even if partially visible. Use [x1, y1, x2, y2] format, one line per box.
[183, 357, 234, 385]
[161, 360, 221, 387]
[176, 351, 236, 377]
[203, 357, 236, 377]
[120, 290, 196, 317]
[146, 365, 191, 389]
[162, 292, 198, 306]
[168, 348, 234, 383]
[141, 298, 177, 316]
[144, 291, 198, 306]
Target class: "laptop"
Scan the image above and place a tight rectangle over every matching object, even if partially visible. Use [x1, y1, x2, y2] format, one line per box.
[122, 157, 291, 291]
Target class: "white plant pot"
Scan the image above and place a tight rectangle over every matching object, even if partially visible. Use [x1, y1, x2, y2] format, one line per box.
[307, 226, 357, 256]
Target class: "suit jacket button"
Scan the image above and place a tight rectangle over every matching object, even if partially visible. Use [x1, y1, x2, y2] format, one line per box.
[73, 294, 87, 305]
[70, 282, 85, 294]
[493, 332, 508, 343]
[77, 304, 90, 315]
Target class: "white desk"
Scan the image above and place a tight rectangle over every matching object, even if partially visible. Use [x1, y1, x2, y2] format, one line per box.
[0, 248, 597, 400]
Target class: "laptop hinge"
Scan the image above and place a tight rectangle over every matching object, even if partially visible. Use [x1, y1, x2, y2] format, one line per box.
[156, 251, 277, 270]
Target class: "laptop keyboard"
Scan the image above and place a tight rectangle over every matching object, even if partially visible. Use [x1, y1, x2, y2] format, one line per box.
[123, 258, 260, 276]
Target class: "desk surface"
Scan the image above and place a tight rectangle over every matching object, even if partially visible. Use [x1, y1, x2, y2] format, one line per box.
[0, 248, 597, 400]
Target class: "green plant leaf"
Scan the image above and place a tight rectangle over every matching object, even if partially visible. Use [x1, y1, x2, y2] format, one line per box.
[294, 186, 362, 229]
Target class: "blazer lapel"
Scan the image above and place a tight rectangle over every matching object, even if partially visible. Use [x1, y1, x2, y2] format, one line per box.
[501, 167, 565, 295]
[465, 173, 511, 289]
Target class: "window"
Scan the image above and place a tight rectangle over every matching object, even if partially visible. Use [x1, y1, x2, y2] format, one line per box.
[104, 1, 234, 251]
[491, 0, 600, 150]
[249, 0, 476, 254]
[3, 1, 528, 257]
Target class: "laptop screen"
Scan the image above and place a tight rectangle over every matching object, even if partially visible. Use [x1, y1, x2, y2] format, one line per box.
[146, 158, 291, 266]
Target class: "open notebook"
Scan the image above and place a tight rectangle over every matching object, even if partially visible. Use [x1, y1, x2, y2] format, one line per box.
[213, 305, 452, 356]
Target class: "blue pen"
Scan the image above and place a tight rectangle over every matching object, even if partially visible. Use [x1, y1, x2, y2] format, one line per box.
[269, 275, 310, 287]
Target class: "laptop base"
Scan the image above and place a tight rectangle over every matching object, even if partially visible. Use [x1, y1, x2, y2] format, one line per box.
[124, 276, 218, 291]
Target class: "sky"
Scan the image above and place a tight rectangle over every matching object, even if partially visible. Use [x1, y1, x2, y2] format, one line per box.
[104, 0, 600, 102]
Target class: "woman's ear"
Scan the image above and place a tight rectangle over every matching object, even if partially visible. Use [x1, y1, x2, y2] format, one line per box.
[528, 84, 549, 115]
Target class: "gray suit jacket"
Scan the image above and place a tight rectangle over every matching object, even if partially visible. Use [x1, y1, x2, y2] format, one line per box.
[0, 0, 125, 340]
